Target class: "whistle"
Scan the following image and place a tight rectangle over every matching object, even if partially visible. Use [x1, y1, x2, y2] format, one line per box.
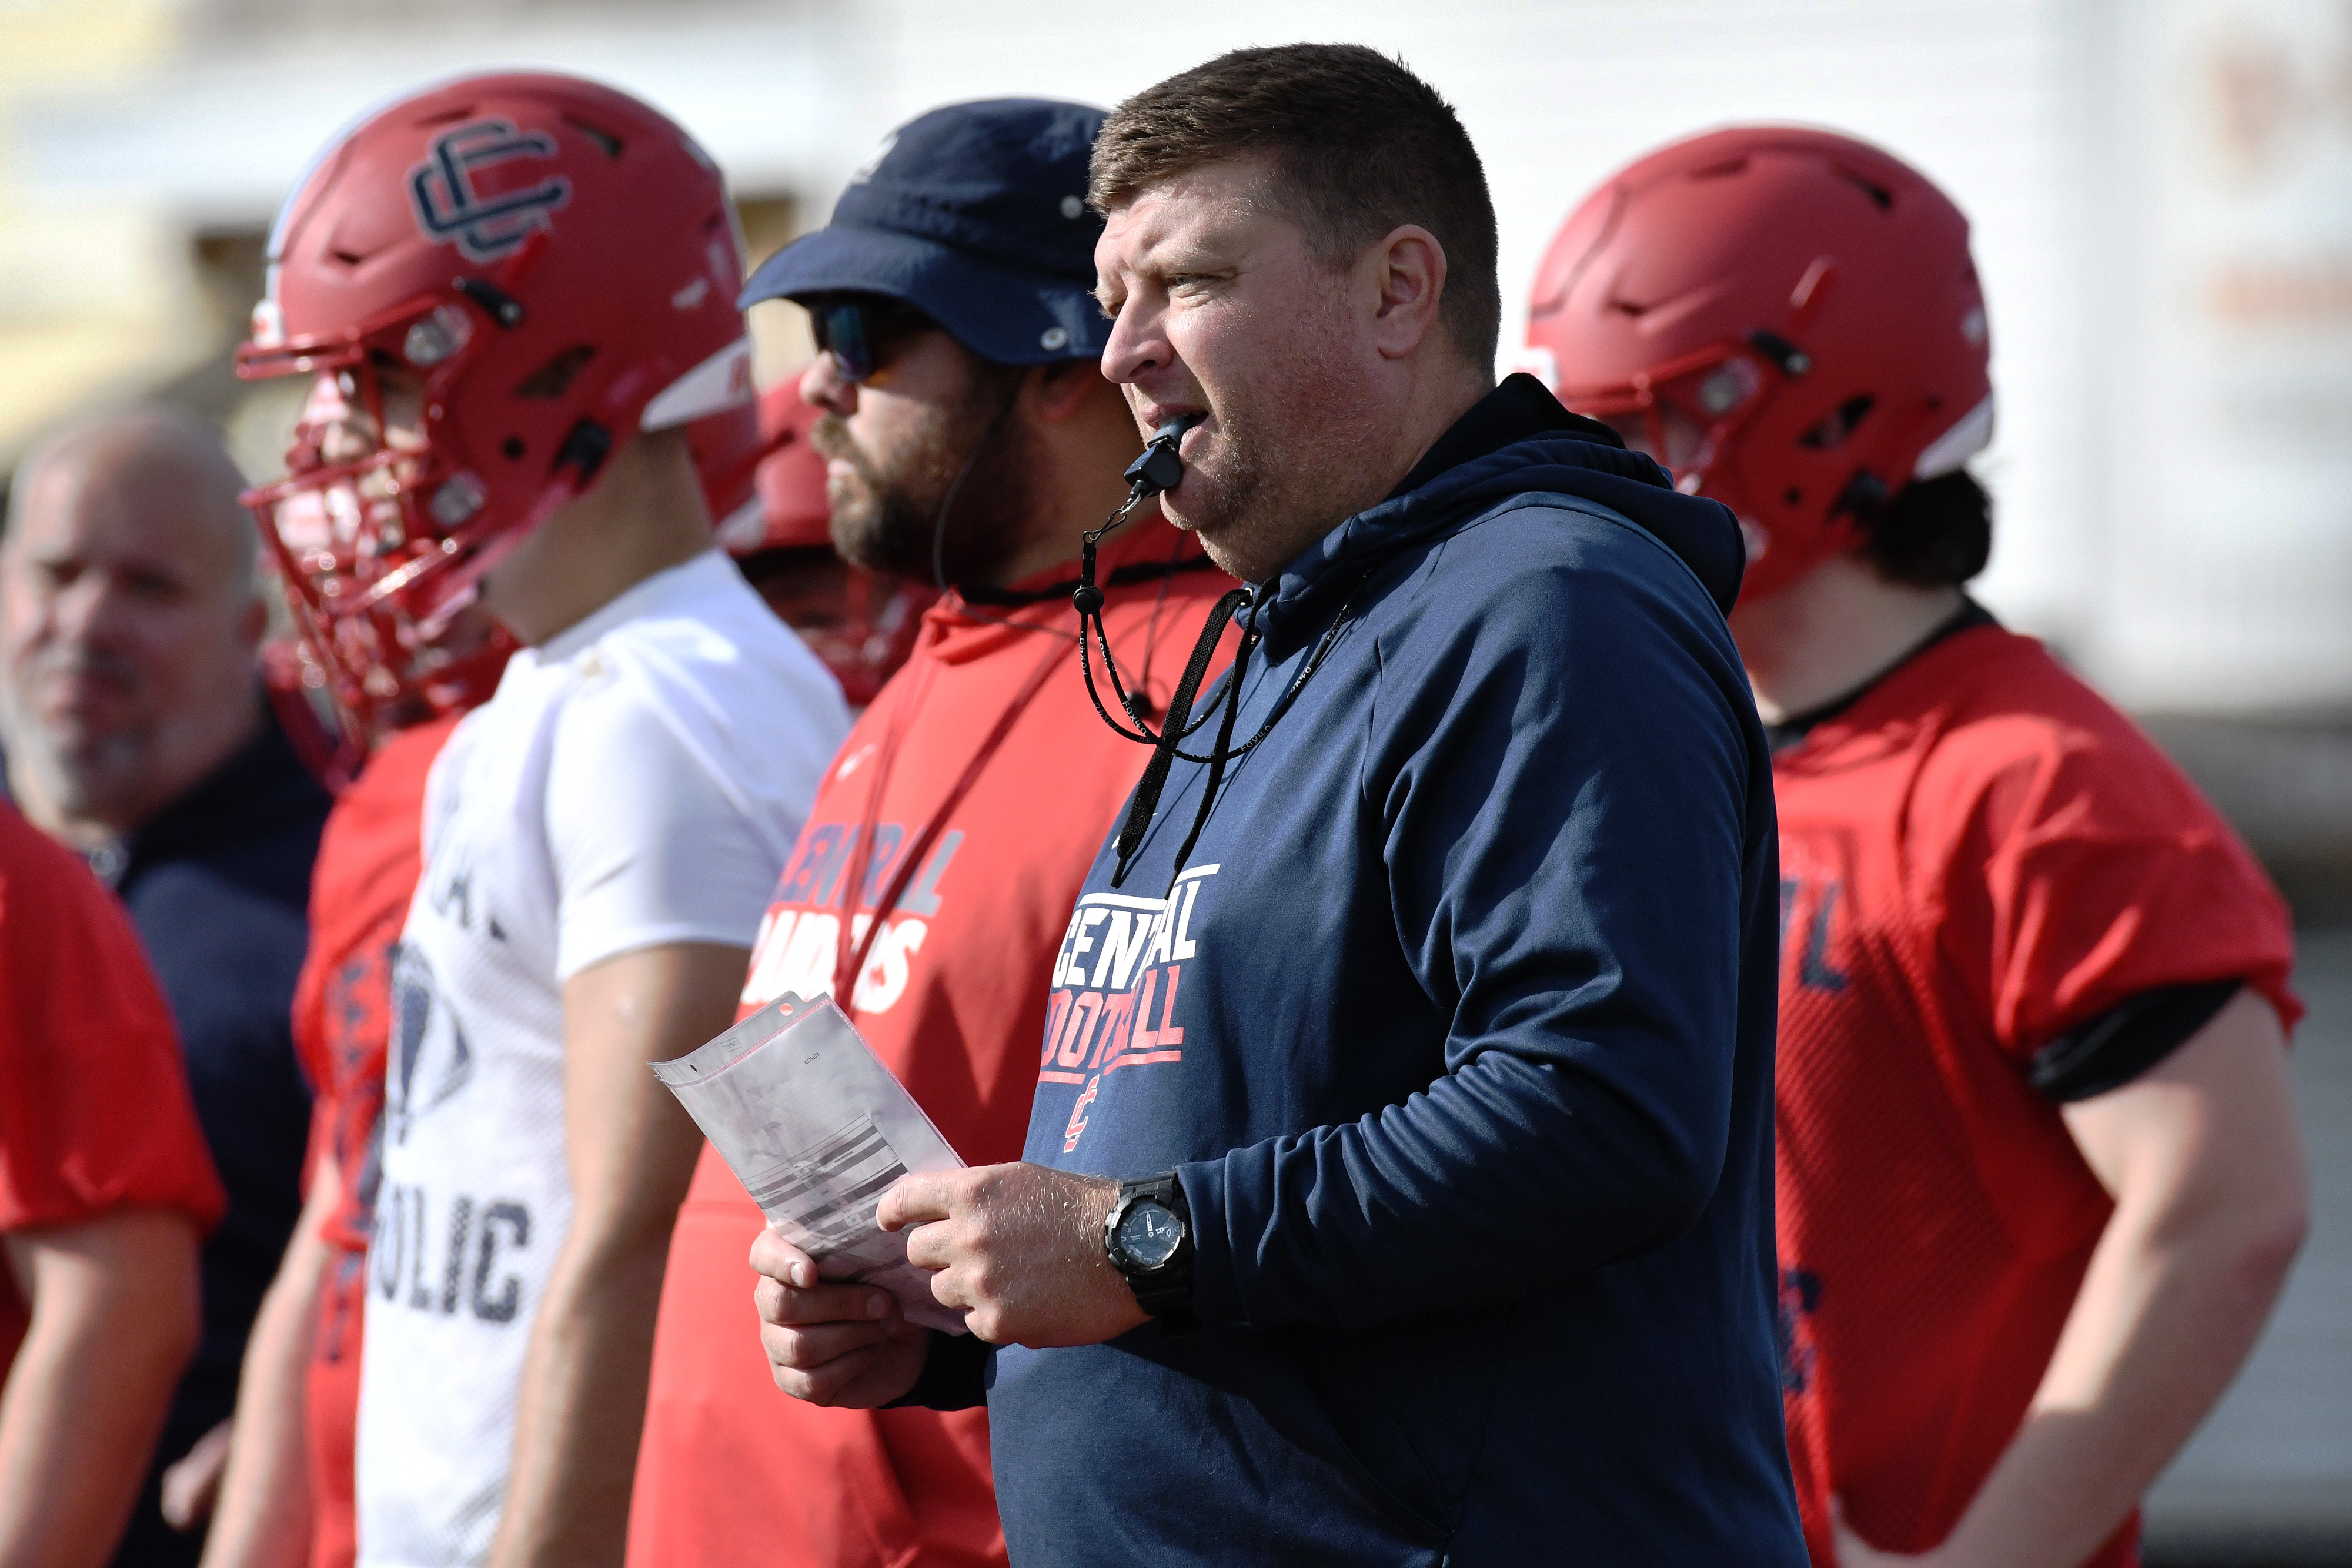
[1123, 412, 1203, 497]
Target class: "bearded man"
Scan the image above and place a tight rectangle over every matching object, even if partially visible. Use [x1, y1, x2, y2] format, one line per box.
[627, 99, 1234, 1568]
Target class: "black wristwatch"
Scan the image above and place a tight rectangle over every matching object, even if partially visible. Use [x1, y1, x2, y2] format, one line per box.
[1104, 1174, 1198, 1332]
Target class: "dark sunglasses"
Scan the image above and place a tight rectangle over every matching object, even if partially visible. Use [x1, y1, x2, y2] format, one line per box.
[808, 295, 936, 383]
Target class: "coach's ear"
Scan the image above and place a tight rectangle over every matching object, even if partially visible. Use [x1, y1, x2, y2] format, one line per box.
[1360, 224, 1449, 363]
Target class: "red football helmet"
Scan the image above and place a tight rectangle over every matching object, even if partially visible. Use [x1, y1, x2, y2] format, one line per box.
[1524, 126, 1993, 603]
[236, 71, 762, 772]
[720, 383, 933, 707]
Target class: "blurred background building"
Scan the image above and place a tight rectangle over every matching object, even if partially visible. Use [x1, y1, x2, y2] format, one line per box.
[1, 0, 2344, 1560]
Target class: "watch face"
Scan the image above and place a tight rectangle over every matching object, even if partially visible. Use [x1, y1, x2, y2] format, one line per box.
[1116, 1199, 1184, 1269]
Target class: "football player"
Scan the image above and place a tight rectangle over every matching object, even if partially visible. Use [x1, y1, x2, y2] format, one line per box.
[229, 71, 847, 1568]
[204, 343, 899, 1568]
[202, 369, 521, 1568]
[1528, 126, 2310, 1568]
[627, 99, 1232, 1568]
[196, 693, 477, 1568]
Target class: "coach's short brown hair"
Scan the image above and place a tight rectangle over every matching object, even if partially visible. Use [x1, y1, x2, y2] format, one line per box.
[1090, 44, 1501, 370]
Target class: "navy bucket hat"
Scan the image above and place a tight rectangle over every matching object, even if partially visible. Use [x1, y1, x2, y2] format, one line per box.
[741, 99, 1109, 366]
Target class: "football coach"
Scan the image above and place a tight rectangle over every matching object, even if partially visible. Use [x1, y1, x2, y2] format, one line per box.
[754, 44, 1808, 1564]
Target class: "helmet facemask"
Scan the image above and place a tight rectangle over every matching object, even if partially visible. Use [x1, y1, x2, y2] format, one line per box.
[238, 282, 544, 773]
[238, 72, 766, 768]
[1563, 334, 1823, 574]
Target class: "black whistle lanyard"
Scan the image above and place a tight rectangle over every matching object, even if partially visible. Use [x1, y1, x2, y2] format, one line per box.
[1073, 419, 1368, 889]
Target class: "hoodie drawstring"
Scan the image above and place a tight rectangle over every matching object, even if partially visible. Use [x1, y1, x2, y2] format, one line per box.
[1086, 564, 1371, 892]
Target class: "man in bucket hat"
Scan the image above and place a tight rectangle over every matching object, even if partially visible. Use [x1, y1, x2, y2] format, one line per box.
[626, 100, 1233, 1568]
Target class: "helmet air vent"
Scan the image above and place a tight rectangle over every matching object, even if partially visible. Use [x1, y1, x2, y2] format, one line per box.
[565, 116, 625, 159]
[1799, 394, 1877, 451]
[514, 344, 597, 399]
[1833, 167, 1895, 210]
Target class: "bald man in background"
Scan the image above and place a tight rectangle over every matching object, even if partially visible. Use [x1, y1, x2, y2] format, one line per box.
[1, 406, 330, 1568]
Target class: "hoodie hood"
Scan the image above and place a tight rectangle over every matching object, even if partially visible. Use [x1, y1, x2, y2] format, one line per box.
[1254, 374, 1747, 647]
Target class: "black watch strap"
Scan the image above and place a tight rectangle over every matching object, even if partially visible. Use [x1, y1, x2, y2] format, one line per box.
[1108, 1174, 1199, 1332]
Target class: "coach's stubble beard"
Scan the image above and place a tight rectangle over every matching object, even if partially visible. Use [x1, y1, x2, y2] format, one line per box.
[1157, 299, 1385, 586]
[0, 647, 158, 832]
[811, 366, 1043, 591]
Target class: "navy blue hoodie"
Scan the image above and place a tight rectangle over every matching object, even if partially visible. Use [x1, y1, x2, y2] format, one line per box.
[917, 377, 1802, 1564]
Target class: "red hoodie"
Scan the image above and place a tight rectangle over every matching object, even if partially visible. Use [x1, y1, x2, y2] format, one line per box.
[629, 518, 1234, 1568]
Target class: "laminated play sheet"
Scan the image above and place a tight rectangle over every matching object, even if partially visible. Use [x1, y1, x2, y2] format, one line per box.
[653, 992, 967, 1333]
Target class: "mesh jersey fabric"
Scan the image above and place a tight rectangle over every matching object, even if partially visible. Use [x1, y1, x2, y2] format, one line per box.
[288, 716, 459, 1568]
[0, 799, 225, 1366]
[628, 520, 1233, 1568]
[356, 550, 847, 1568]
[1770, 623, 2299, 1566]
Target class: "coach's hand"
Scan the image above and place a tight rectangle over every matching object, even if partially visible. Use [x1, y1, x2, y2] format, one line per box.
[750, 1230, 930, 1407]
[880, 1163, 1147, 1346]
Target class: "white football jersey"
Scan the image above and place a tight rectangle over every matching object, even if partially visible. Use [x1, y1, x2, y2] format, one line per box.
[355, 549, 847, 1567]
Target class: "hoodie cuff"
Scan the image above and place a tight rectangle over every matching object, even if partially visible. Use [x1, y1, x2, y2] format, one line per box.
[1174, 1156, 1247, 1326]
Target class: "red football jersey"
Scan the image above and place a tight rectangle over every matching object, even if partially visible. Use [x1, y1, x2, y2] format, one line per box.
[0, 801, 225, 1367]
[1772, 624, 2299, 1566]
[629, 522, 1234, 1568]
[287, 714, 458, 1568]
